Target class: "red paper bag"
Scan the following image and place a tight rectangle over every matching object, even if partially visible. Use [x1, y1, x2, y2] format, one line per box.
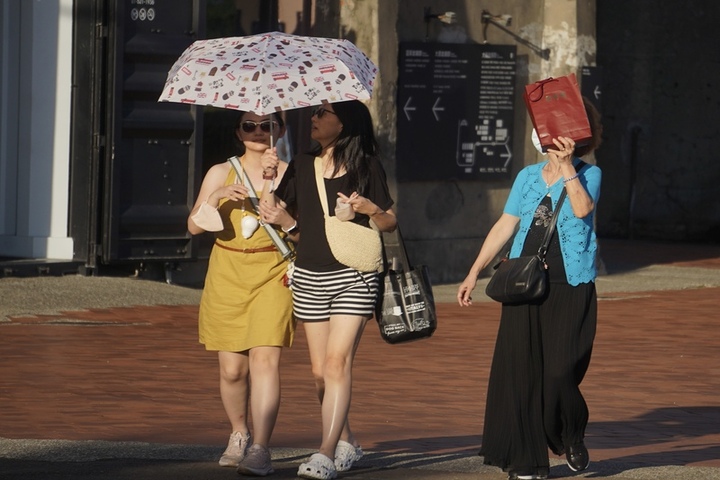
[523, 73, 591, 152]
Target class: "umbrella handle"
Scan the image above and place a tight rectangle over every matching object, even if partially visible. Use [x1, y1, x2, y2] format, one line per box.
[261, 135, 277, 207]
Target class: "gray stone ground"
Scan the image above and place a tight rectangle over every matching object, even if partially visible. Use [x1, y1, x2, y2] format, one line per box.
[1, 257, 719, 479]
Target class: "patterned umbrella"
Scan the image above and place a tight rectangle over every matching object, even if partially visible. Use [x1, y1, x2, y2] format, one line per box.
[158, 31, 378, 115]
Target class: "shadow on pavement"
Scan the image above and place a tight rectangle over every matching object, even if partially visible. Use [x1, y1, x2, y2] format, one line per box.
[587, 405, 720, 469]
[598, 239, 720, 273]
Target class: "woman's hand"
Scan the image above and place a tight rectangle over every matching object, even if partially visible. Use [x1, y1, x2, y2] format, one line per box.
[207, 183, 250, 206]
[260, 147, 280, 178]
[457, 276, 478, 307]
[338, 192, 397, 232]
[258, 199, 294, 229]
[338, 192, 380, 217]
[547, 136, 576, 165]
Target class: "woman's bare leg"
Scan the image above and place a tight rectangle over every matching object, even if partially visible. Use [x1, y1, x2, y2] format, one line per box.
[248, 346, 283, 446]
[304, 315, 367, 460]
[218, 351, 250, 434]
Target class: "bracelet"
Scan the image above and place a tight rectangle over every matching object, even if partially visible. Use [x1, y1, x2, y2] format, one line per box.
[263, 167, 277, 180]
[563, 173, 580, 184]
[281, 221, 298, 234]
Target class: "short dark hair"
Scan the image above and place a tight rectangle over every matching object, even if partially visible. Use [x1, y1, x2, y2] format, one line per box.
[574, 97, 603, 157]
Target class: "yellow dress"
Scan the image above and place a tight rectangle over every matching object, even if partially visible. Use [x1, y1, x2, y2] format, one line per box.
[198, 168, 295, 352]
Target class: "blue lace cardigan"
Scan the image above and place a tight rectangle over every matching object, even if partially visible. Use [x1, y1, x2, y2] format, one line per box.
[504, 158, 602, 285]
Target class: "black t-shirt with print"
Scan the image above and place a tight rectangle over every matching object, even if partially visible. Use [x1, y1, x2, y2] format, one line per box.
[275, 153, 394, 271]
[520, 195, 568, 283]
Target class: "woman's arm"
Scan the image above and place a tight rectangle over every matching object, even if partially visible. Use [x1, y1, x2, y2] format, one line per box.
[187, 163, 248, 235]
[368, 207, 397, 232]
[457, 213, 519, 306]
[548, 137, 595, 219]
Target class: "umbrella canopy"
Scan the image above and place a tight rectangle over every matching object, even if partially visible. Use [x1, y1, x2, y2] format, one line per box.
[158, 32, 378, 115]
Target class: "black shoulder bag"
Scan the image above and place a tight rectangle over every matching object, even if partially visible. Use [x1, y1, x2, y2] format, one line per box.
[484, 188, 567, 304]
[485, 161, 587, 304]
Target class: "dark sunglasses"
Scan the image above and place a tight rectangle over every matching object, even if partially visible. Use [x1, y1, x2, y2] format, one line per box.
[240, 120, 278, 133]
[312, 106, 337, 119]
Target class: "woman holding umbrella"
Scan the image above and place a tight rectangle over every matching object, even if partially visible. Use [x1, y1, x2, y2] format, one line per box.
[188, 111, 298, 477]
[262, 100, 397, 480]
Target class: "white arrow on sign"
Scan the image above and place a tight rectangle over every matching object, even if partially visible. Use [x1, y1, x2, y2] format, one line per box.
[594, 85, 602, 100]
[432, 97, 444, 121]
[403, 97, 416, 121]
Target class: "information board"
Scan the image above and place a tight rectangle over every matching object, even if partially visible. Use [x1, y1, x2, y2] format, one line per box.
[396, 42, 517, 181]
[581, 66, 603, 114]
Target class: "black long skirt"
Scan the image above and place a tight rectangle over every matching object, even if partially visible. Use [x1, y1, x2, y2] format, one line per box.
[479, 281, 597, 476]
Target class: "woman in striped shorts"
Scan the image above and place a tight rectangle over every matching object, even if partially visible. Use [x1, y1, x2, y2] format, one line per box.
[260, 100, 397, 480]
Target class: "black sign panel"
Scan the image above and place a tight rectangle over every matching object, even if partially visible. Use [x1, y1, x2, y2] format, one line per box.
[396, 42, 517, 181]
[581, 66, 603, 114]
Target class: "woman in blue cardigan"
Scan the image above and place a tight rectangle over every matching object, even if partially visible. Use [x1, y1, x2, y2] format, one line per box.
[457, 98, 603, 480]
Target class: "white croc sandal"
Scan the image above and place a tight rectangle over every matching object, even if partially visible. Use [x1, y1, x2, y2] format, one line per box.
[334, 440, 364, 472]
[297, 453, 337, 480]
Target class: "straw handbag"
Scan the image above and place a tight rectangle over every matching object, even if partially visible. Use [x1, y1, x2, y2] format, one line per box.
[313, 158, 382, 272]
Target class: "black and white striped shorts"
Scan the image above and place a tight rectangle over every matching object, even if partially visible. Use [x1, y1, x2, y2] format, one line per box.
[291, 267, 380, 321]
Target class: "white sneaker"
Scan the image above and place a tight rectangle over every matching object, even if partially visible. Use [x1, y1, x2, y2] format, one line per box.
[237, 443, 274, 476]
[218, 431, 251, 467]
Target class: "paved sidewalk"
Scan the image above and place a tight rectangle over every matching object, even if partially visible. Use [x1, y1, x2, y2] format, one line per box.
[1, 239, 719, 479]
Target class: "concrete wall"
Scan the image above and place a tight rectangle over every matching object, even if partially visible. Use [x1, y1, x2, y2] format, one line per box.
[337, 0, 597, 283]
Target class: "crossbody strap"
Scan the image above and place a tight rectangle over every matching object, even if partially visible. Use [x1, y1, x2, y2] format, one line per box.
[228, 156, 262, 211]
[228, 156, 294, 259]
[536, 189, 567, 259]
[536, 160, 588, 260]
[312, 157, 331, 216]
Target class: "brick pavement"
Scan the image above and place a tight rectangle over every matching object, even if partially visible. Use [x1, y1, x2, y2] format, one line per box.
[1, 239, 719, 476]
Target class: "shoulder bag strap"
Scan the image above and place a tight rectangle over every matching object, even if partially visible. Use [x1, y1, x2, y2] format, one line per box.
[536, 160, 587, 260]
[536, 188, 567, 260]
[380, 226, 412, 273]
[228, 156, 294, 259]
[312, 157, 331, 216]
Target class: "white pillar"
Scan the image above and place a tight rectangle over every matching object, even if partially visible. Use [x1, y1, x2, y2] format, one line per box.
[0, 0, 74, 259]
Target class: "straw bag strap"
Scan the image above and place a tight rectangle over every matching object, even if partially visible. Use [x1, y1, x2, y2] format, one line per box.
[313, 157, 332, 216]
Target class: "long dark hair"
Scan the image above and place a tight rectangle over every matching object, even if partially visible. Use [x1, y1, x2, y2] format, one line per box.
[311, 100, 379, 195]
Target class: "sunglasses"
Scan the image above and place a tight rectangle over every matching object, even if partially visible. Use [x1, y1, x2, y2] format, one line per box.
[312, 106, 338, 119]
[239, 120, 278, 133]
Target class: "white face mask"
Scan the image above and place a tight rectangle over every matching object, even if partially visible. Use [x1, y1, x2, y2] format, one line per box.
[531, 129, 546, 155]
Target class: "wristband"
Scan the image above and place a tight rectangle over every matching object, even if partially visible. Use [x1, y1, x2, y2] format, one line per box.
[282, 221, 298, 234]
[563, 173, 580, 184]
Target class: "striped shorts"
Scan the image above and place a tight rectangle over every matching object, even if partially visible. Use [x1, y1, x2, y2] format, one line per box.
[291, 267, 380, 321]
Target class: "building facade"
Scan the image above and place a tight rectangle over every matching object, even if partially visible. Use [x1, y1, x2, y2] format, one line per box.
[1, 0, 717, 281]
